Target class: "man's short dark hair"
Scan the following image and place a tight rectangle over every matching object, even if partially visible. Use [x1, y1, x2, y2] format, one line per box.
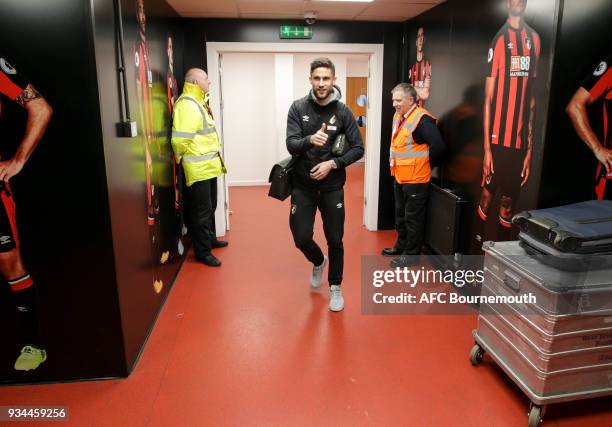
[392, 83, 417, 100]
[310, 57, 335, 75]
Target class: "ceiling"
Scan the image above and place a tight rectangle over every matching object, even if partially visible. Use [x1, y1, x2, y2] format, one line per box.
[166, 0, 445, 22]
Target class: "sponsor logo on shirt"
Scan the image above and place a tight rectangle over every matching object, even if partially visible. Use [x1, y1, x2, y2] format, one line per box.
[488, 48, 493, 63]
[302, 115, 309, 122]
[510, 55, 531, 77]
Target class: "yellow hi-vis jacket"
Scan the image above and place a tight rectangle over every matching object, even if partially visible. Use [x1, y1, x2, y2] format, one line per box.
[390, 106, 435, 184]
[171, 82, 226, 186]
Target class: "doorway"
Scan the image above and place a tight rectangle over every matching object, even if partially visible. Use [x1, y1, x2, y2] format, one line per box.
[207, 42, 384, 234]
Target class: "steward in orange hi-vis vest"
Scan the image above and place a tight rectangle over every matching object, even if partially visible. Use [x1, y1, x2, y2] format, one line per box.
[390, 105, 436, 184]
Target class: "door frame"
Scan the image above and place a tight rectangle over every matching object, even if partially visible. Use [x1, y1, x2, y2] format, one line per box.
[206, 42, 384, 233]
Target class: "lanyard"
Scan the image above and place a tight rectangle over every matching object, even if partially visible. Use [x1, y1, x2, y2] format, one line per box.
[392, 105, 417, 142]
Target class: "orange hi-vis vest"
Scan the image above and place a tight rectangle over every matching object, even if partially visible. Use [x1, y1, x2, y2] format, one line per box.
[390, 106, 435, 184]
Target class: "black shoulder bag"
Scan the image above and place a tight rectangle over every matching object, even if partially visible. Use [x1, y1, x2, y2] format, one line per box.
[268, 156, 298, 201]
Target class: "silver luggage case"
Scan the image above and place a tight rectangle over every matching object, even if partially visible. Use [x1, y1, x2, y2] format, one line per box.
[474, 315, 612, 397]
[480, 285, 612, 352]
[479, 301, 612, 371]
[482, 241, 612, 314]
[470, 241, 612, 426]
[482, 271, 612, 334]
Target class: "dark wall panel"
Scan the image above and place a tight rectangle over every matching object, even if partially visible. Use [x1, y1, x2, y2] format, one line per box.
[0, 0, 124, 382]
[377, 26, 404, 229]
[91, 0, 185, 372]
[539, 0, 612, 207]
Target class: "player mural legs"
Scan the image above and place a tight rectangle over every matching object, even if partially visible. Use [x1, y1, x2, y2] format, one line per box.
[498, 195, 514, 240]
[474, 186, 492, 251]
[0, 184, 46, 370]
[147, 167, 164, 294]
[0, 250, 46, 371]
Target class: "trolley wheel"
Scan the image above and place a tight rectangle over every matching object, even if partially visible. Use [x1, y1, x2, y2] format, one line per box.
[469, 344, 485, 365]
[528, 404, 543, 427]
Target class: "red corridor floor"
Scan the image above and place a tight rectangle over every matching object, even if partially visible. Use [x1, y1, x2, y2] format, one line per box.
[0, 163, 610, 426]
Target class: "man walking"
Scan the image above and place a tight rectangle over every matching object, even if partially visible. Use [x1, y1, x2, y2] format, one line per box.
[286, 58, 364, 312]
[382, 83, 444, 267]
[171, 68, 228, 267]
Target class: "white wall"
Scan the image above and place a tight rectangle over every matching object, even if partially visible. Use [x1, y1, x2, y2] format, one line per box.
[347, 55, 369, 77]
[274, 54, 294, 161]
[220, 52, 276, 185]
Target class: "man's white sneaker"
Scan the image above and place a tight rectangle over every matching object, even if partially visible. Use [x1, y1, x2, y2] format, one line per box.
[329, 285, 344, 312]
[310, 255, 328, 289]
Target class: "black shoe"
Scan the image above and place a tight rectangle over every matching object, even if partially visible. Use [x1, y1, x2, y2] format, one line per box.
[390, 255, 412, 268]
[382, 247, 403, 257]
[197, 254, 222, 267]
[212, 239, 229, 249]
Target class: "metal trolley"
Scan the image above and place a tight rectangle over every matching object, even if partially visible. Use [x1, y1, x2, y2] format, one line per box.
[469, 241, 612, 427]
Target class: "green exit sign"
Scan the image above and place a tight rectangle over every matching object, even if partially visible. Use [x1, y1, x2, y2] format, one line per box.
[280, 26, 313, 39]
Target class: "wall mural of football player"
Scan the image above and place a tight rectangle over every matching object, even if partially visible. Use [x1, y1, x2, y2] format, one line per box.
[566, 54, 612, 200]
[166, 34, 187, 257]
[0, 56, 52, 371]
[409, 27, 431, 107]
[135, 0, 169, 294]
[475, 0, 540, 246]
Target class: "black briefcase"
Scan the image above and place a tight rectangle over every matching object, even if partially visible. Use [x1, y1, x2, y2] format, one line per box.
[513, 200, 612, 254]
[513, 200, 612, 271]
[268, 156, 297, 201]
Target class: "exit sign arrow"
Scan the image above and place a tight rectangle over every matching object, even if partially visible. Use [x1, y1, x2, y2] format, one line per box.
[279, 26, 313, 39]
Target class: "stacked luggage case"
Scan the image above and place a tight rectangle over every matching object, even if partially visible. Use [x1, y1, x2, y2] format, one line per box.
[470, 201, 612, 427]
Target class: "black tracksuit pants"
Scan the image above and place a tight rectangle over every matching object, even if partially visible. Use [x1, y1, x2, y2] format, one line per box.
[188, 177, 217, 259]
[290, 187, 344, 286]
[394, 181, 429, 255]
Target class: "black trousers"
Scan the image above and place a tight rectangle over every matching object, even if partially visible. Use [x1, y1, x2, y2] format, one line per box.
[394, 181, 429, 255]
[188, 177, 217, 258]
[290, 188, 344, 286]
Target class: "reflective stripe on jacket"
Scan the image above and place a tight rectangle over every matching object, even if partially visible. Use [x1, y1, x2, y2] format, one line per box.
[390, 106, 435, 184]
[171, 82, 226, 186]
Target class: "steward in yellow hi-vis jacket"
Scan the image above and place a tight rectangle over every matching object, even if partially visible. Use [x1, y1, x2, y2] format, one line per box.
[382, 83, 445, 267]
[171, 69, 228, 267]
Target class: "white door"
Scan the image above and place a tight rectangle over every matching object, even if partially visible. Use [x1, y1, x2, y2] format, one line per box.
[219, 52, 277, 186]
[208, 43, 384, 232]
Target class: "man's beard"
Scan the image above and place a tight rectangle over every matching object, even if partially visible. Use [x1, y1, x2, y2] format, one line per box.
[315, 87, 331, 100]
